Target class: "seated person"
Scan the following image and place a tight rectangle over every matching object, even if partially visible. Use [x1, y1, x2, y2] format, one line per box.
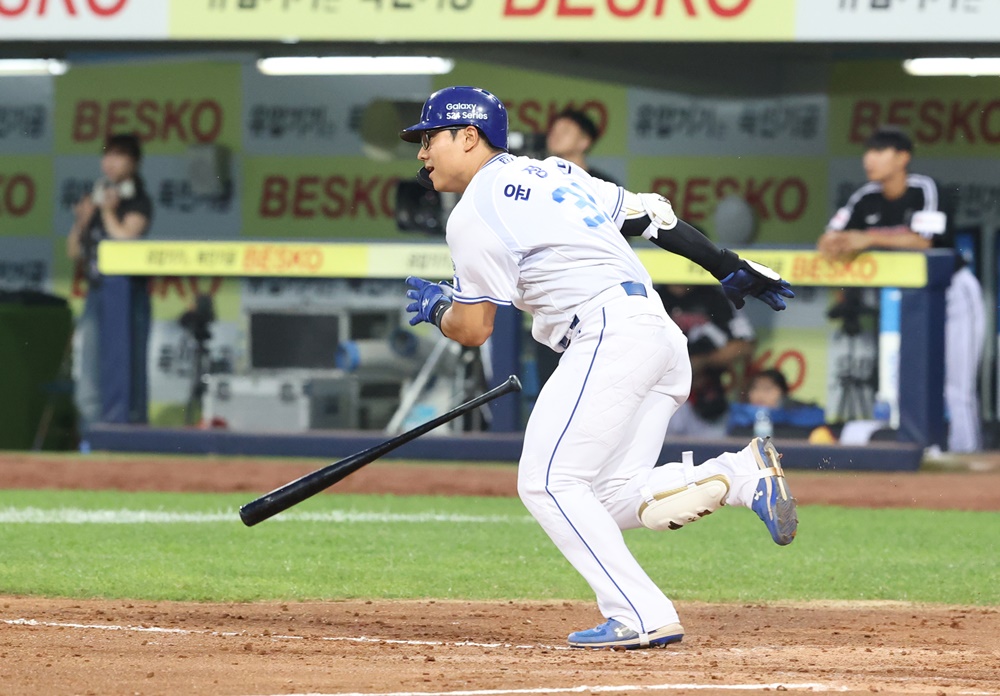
[728, 368, 827, 438]
[659, 283, 756, 438]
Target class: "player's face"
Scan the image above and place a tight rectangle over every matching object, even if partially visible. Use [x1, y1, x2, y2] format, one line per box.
[417, 126, 468, 193]
[862, 147, 909, 183]
[546, 118, 591, 158]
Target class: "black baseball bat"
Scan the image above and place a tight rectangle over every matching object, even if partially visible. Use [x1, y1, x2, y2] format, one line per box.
[239, 374, 522, 527]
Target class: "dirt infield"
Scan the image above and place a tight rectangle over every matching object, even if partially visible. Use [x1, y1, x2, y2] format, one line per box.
[2, 453, 999, 696]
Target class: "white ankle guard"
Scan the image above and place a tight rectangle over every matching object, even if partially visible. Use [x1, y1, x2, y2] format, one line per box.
[638, 452, 730, 531]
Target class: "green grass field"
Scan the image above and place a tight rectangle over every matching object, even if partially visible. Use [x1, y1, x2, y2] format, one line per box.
[1, 488, 997, 606]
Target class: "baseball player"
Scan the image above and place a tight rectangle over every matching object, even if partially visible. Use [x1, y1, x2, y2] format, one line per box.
[400, 86, 797, 649]
[819, 125, 985, 453]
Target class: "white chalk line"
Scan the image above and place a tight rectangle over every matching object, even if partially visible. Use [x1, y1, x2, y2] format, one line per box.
[250, 685, 848, 696]
[1, 617, 566, 651]
[0, 507, 533, 525]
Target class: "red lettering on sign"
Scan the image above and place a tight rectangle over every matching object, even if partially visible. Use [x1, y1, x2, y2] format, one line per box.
[293, 176, 319, 219]
[149, 277, 222, 300]
[0, 0, 126, 16]
[848, 98, 1000, 147]
[948, 100, 976, 144]
[260, 176, 288, 218]
[70, 99, 224, 144]
[774, 178, 807, 222]
[502, 0, 751, 17]
[0, 1, 30, 16]
[915, 100, 944, 144]
[0, 174, 36, 217]
[983, 101, 1000, 144]
[886, 99, 914, 130]
[650, 175, 808, 223]
[684, 177, 710, 221]
[352, 177, 378, 217]
[107, 99, 129, 133]
[258, 175, 399, 220]
[322, 176, 348, 217]
[847, 100, 881, 145]
[243, 245, 323, 273]
[650, 177, 676, 201]
[506, 99, 609, 136]
[791, 255, 879, 285]
[557, 0, 593, 15]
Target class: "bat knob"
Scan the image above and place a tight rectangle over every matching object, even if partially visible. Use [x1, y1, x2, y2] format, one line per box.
[506, 375, 523, 392]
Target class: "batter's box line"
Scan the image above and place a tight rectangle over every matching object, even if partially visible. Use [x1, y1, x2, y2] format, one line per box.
[245, 682, 851, 696]
[2, 617, 570, 651]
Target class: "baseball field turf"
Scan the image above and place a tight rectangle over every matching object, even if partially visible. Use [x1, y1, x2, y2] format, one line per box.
[2, 488, 997, 605]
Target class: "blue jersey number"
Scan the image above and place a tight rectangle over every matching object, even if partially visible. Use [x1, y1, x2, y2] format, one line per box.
[551, 182, 607, 229]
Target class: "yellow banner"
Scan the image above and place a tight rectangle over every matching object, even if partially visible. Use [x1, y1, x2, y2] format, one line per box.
[54, 62, 243, 155]
[100, 240, 928, 287]
[828, 61, 1000, 158]
[171, 0, 796, 41]
[242, 156, 419, 239]
[638, 249, 927, 287]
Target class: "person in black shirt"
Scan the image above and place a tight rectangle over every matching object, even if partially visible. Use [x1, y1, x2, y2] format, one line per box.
[818, 125, 984, 452]
[67, 133, 154, 433]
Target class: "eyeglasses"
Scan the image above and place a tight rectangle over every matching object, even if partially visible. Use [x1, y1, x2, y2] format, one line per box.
[420, 126, 465, 150]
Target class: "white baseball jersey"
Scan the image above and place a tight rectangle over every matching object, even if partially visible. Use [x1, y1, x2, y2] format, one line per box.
[446, 153, 652, 350]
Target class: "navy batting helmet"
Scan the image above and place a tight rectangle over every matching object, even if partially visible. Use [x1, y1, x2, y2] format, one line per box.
[400, 86, 508, 151]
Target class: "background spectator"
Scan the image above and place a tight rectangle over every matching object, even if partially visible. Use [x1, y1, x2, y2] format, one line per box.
[67, 132, 153, 435]
[658, 283, 756, 438]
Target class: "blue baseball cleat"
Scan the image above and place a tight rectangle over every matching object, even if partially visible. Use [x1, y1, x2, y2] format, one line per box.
[750, 437, 798, 545]
[567, 618, 684, 650]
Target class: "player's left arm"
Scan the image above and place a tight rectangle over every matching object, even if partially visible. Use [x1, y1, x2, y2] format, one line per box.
[619, 191, 794, 311]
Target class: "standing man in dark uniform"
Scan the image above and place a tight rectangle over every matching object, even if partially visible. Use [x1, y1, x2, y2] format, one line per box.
[818, 125, 984, 452]
[67, 133, 154, 434]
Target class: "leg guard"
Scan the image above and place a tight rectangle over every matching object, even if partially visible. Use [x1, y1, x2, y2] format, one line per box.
[638, 451, 730, 531]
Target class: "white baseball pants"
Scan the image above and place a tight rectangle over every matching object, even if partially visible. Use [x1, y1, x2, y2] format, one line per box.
[517, 286, 759, 634]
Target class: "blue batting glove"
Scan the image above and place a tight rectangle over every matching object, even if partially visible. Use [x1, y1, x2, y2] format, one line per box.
[720, 259, 795, 311]
[405, 276, 453, 327]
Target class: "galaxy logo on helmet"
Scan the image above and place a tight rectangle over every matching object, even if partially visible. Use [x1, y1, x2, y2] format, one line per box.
[400, 86, 508, 151]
